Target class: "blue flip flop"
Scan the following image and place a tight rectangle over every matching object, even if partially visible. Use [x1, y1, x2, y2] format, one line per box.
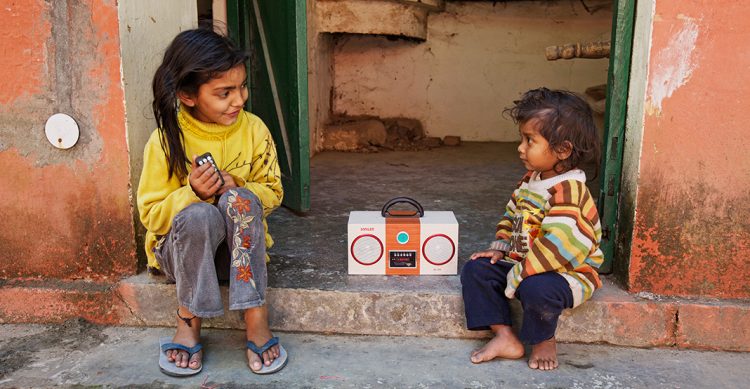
[159, 336, 203, 377]
[247, 336, 288, 375]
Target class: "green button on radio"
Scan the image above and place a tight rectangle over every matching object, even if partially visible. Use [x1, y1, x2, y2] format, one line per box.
[396, 231, 410, 244]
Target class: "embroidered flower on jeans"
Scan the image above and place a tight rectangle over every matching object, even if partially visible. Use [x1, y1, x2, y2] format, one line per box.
[226, 189, 258, 284]
[232, 196, 252, 213]
[236, 264, 254, 282]
[241, 234, 252, 249]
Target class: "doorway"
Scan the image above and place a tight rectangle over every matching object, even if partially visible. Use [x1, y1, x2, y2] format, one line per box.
[226, 0, 632, 275]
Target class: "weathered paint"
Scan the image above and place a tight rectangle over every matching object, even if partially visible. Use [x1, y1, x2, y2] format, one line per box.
[630, 2, 750, 298]
[316, 0, 429, 40]
[645, 15, 699, 115]
[0, 0, 135, 280]
[608, 0, 653, 284]
[0, 1, 51, 105]
[329, 1, 612, 142]
[117, 0, 198, 269]
[0, 279, 130, 325]
[306, 0, 334, 154]
[676, 304, 750, 352]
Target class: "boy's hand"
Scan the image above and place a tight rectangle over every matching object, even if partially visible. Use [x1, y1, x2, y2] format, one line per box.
[470, 250, 505, 264]
[216, 171, 239, 195]
[189, 154, 222, 200]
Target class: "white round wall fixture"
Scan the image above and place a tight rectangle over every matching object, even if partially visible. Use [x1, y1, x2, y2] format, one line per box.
[45, 113, 80, 149]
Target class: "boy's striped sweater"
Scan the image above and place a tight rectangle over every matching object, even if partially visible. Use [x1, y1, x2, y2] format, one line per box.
[490, 169, 603, 307]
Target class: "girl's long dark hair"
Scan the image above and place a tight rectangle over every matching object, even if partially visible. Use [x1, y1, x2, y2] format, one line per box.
[504, 87, 601, 178]
[152, 28, 249, 181]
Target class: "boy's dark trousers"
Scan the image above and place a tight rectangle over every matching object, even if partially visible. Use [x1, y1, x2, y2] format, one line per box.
[461, 258, 573, 345]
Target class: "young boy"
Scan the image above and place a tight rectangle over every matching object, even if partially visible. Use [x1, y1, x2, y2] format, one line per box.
[461, 88, 604, 370]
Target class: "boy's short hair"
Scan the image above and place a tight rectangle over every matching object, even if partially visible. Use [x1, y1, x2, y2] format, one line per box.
[505, 87, 601, 175]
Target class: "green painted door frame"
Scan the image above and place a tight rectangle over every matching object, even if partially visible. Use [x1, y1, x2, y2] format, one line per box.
[227, 0, 310, 212]
[598, 0, 636, 273]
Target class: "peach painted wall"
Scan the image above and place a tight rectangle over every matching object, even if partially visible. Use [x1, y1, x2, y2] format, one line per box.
[0, 1, 136, 280]
[630, 1, 750, 298]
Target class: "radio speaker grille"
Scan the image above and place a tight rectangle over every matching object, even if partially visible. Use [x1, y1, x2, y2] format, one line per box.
[351, 234, 383, 265]
[422, 234, 455, 266]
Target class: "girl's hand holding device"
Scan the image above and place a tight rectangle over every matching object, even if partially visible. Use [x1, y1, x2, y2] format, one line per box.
[190, 153, 224, 200]
[190, 153, 239, 200]
[195, 152, 224, 186]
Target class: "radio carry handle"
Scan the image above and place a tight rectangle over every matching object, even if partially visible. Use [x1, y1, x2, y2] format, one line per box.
[381, 197, 425, 218]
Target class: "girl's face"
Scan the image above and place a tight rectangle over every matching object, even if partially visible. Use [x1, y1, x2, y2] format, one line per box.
[180, 64, 248, 126]
[517, 119, 567, 179]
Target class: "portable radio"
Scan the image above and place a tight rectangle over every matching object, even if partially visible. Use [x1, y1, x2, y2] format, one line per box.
[347, 197, 458, 275]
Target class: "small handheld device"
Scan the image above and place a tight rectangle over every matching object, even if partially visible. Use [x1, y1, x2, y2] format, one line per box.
[195, 152, 224, 186]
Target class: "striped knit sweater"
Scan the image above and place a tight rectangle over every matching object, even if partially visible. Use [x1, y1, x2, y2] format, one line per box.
[489, 169, 603, 307]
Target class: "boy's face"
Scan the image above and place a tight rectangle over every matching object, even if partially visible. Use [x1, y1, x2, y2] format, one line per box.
[179, 64, 248, 126]
[517, 119, 563, 180]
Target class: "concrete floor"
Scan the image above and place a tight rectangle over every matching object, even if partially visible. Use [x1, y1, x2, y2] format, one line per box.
[1, 321, 747, 388]
[266, 142, 600, 292]
[266, 142, 522, 292]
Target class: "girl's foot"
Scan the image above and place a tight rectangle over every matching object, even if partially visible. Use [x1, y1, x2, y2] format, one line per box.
[166, 307, 203, 370]
[470, 325, 524, 364]
[245, 306, 280, 372]
[528, 337, 558, 370]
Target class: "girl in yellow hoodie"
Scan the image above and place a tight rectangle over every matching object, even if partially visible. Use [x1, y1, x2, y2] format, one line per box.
[137, 28, 286, 376]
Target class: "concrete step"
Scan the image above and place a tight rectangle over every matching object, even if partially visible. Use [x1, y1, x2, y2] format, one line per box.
[2, 271, 749, 352]
[116, 271, 750, 351]
[2, 322, 748, 388]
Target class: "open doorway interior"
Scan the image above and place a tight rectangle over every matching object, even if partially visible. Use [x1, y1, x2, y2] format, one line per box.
[265, 0, 613, 288]
[309, 0, 611, 195]
[317, 1, 611, 150]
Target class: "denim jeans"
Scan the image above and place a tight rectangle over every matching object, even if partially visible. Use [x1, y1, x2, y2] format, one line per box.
[155, 188, 267, 317]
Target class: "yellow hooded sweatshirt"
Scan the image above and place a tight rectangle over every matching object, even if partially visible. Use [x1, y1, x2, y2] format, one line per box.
[137, 107, 283, 269]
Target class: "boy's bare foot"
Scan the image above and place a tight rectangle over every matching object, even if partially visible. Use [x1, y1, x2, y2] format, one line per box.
[470, 325, 524, 364]
[528, 337, 558, 370]
[245, 305, 280, 372]
[166, 306, 203, 370]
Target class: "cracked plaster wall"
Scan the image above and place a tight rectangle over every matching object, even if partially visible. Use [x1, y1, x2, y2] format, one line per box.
[331, 1, 612, 141]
